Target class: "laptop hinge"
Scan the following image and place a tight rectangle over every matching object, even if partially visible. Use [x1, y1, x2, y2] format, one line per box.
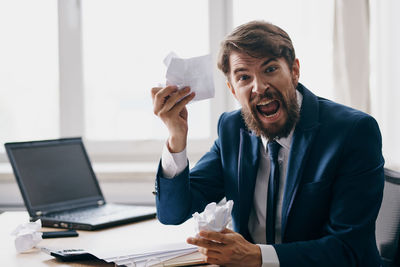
[97, 200, 105, 206]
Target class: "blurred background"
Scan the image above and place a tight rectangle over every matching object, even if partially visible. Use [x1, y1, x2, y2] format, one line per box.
[0, 0, 399, 210]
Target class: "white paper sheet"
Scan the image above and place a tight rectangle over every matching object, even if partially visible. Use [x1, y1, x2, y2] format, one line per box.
[164, 52, 215, 103]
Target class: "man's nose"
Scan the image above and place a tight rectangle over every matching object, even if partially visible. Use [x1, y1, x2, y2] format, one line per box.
[252, 76, 268, 95]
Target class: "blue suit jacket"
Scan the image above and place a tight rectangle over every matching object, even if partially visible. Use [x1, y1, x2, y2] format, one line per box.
[155, 84, 384, 266]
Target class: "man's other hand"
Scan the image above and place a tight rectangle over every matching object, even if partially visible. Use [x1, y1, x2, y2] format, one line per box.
[151, 85, 195, 153]
[187, 228, 262, 267]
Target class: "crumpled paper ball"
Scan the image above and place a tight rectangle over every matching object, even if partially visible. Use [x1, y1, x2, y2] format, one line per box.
[192, 200, 234, 234]
[11, 219, 43, 253]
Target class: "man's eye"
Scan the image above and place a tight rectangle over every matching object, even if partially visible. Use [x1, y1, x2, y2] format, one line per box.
[239, 75, 250, 81]
[265, 66, 277, 73]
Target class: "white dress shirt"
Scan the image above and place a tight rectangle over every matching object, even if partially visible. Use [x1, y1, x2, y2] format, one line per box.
[161, 90, 303, 266]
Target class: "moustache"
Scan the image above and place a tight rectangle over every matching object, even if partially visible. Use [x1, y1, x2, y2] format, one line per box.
[251, 90, 283, 104]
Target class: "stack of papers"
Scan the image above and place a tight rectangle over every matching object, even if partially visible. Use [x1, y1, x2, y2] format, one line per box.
[150, 251, 205, 267]
[87, 242, 203, 267]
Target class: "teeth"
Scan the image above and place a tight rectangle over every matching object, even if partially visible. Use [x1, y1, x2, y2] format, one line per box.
[257, 100, 275, 106]
[265, 112, 277, 118]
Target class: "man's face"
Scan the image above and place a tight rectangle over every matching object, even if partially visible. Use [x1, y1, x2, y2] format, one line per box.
[227, 51, 300, 140]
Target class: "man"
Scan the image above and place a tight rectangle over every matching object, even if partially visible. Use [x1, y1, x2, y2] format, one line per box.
[151, 21, 384, 266]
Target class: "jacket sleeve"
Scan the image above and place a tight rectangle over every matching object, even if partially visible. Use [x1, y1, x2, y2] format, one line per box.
[155, 113, 227, 225]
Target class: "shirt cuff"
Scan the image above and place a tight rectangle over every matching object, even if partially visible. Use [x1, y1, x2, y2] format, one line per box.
[257, 244, 280, 267]
[161, 142, 188, 178]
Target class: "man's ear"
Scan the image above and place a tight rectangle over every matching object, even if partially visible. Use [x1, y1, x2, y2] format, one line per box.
[292, 58, 300, 84]
[226, 80, 238, 99]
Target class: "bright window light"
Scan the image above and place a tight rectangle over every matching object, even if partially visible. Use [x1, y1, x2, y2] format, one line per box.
[0, 0, 59, 147]
[233, 0, 334, 100]
[82, 0, 210, 140]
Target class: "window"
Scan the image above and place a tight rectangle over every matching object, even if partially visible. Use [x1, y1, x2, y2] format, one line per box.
[369, 0, 400, 170]
[0, 0, 59, 151]
[81, 0, 210, 141]
[0, 0, 352, 167]
[233, 0, 335, 100]
[1, 0, 399, 206]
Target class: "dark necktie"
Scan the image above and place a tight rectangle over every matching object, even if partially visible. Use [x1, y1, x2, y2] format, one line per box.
[266, 140, 281, 244]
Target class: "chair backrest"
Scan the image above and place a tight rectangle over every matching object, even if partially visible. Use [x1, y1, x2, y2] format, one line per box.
[376, 168, 400, 266]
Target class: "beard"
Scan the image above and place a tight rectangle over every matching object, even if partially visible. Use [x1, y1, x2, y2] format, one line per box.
[241, 83, 300, 141]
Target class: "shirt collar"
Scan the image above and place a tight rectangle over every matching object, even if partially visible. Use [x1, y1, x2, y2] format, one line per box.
[261, 89, 303, 151]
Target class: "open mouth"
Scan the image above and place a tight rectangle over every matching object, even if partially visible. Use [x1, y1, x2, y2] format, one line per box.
[256, 100, 281, 117]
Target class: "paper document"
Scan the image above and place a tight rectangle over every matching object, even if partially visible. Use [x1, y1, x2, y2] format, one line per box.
[163, 52, 215, 103]
[88, 242, 199, 266]
[106, 247, 201, 267]
[41, 243, 203, 267]
[149, 251, 205, 267]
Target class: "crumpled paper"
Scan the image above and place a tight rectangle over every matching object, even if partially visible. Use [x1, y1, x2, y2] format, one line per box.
[192, 200, 234, 234]
[163, 52, 215, 103]
[11, 219, 43, 253]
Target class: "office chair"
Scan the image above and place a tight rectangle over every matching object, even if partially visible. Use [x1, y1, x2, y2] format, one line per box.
[376, 168, 400, 266]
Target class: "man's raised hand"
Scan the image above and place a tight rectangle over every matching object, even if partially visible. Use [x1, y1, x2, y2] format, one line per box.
[151, 85, 195, 153]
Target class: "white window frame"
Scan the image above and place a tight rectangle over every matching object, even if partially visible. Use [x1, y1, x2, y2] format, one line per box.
[57, 0, 236, 164]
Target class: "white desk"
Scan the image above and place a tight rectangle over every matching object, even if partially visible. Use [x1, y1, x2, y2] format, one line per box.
[0, 211, 210, 267]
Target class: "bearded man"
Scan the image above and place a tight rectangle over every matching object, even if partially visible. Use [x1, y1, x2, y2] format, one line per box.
[151, 21, 384, 267]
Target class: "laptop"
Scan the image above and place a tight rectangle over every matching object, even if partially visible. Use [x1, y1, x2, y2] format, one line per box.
[4, 137, 156, 230]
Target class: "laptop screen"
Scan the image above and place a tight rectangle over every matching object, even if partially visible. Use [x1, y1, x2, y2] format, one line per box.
[6, 139, 102, 210]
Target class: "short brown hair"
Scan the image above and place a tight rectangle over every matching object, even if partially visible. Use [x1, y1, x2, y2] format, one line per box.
[217, 20, 296, 76]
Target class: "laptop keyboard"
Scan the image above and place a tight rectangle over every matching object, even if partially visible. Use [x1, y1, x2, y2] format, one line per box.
[46, 204, 141, 222]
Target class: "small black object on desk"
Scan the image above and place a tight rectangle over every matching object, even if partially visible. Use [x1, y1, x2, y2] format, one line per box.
[42, 230, 78, 239]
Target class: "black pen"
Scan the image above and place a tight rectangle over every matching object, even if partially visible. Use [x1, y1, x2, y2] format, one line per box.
[42, 230, 78, 239]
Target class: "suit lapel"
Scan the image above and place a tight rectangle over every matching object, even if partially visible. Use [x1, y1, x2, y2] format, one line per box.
[237, 128, 260, 240]
[281, 84, 320, 240]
